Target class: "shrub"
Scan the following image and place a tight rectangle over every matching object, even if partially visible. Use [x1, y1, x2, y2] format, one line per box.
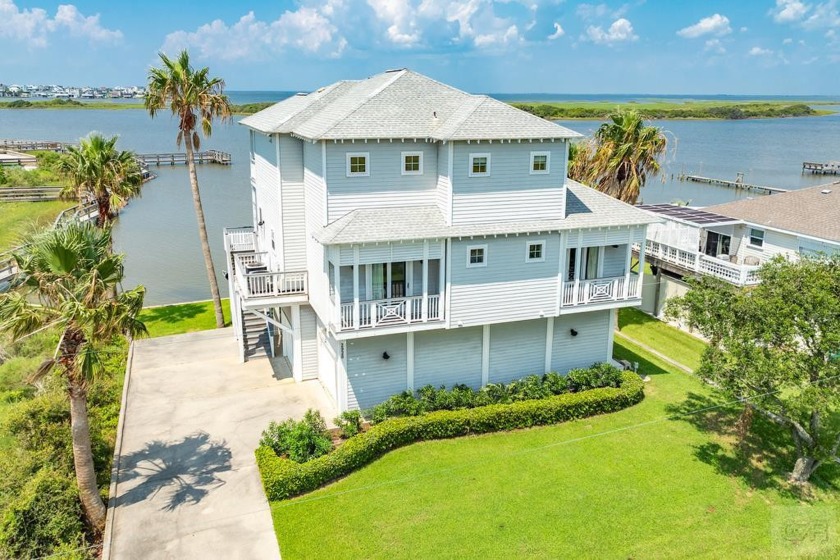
[567, 363, 623, 392]
[259, 409, 333, 463]
[256, 371, 644, 501]
[335, 410, 363, 439]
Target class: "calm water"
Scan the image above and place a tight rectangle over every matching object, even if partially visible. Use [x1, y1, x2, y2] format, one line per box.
[2, 100, 839, 305]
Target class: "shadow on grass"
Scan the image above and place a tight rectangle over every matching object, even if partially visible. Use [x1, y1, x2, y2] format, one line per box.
[115, 431, 232, 511]
[141, 302, 209, 325]
[617, 307, 660, 332]
[664, 392, 840, 499]
[613, 339, 670, 377]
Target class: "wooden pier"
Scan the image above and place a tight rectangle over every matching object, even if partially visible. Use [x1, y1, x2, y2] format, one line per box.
[137, 149, 231, 166]
[802, 161, 840, 175]
[678, 174, 787, 195]
[0, 140, 70, 152]
[0, 151, 38, 166]
[0, 186, 63, 202]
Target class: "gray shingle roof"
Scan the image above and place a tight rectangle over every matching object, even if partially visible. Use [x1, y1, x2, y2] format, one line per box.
[314, 181, 660, 245]
[240, 69, 581, 142]
[705, 182, 840, 243]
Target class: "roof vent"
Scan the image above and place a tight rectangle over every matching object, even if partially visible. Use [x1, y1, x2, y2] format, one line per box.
[385, 68, 407, 73]
[821, 189, 832, 194]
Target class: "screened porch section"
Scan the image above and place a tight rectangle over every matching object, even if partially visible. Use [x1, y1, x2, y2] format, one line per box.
[331, 259, 443, 330]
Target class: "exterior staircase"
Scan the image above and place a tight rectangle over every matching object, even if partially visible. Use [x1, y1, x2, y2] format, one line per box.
[242, 310, 271, 361]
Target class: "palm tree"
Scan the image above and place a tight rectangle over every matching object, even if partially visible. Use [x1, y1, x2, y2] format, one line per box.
[0, 222, 146, 531]
[144, 50, 231, 329]
[59, 133, 143, 227]
[581, 108, 667, 205]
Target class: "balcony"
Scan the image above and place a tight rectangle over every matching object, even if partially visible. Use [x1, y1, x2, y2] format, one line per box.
[645, 240, 760, 286]
[233, 252, 308, 300]
[224, 226, 257, 253]
[338, 294, 442, 331]
[561, 275, 640, 308]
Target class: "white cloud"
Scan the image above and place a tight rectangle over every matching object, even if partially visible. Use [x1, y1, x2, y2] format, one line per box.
[801, 0, 840, 29]
[740, 26, 749, 32]
[548, 21, 564, 40]
[783, 37, 794, 43]
[0, 0, 121, 46]
[677, 14, 732, 38]
[770, 0, 810, 23]
[748, 46, 773, 55]
[368, 0, 420, 45]
[704, 38, 726, 54]
[584, 18, 637, 45]
[576, 3, 627, 21]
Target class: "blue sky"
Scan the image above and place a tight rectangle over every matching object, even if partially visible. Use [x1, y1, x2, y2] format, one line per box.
[1, 0, 838, 94]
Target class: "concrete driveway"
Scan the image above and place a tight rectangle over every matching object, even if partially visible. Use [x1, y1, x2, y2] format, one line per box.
[105, 328, 335, 560]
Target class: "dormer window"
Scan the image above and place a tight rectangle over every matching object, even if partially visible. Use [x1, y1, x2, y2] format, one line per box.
[346, 152, 369, 177]
[530, 151, 550, 174]
[469, 153, 490, 177]
[402, 151, 423, 175]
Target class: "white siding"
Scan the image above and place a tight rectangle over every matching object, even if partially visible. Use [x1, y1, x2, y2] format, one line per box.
[303, 141, 331, 320]
[300, 305, 319, 380]
[317, 317, 339, 403]
[436, 143, 452, 224]
[489, 319, 546, 384]
[279, 136, 307, 270]
[325, 142, 438, 221]
[449, 235, 560, 327]
[550, 310, 611, 372]
[346, 333, 407, 410]
[451, 142, 566, 225]
[735, 225, 800, 263]
[414, 327, 483, 389]
[253, 134, 281, 268]
[601, 245, 627, 277]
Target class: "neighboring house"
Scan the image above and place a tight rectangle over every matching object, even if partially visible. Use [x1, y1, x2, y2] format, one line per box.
[224, 69, 657, 412]
[638, 183, 840, 312]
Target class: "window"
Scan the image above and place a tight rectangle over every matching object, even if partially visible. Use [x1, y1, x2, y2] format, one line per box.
[749, 228, 765, 248]
[527, 240, 546, 262]
[346, 152, 369, 177]
[530, 151, 550, 174]
[402, 151, 423, 175]
[469, 153, 490, 177]
[466, 244, 487, 268]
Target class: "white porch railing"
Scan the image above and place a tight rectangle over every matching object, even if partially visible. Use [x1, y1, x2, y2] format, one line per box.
[561, 275, 640, 307]
[646, 240, 761, 286]
[338, 294, 442, 330]
[234, 252, 307, 299]
[224, 226, 257, 252]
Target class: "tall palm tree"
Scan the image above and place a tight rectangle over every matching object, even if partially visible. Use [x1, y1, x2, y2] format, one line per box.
[0, 222, 146, 531]
[59, 133, 143, 227]
[144, 50, 231, 329]
[582, 109, 667, 205]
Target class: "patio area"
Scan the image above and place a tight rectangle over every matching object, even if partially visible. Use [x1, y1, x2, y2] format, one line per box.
[104, 328, 335, 559]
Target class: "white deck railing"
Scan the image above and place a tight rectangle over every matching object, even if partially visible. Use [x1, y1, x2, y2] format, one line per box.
[646, 240, 761, 286]
[223, 226, 257, 253]
[338, 294, 442, 330]
[561, 275, 640, 307]
[233, 252, 307, 299]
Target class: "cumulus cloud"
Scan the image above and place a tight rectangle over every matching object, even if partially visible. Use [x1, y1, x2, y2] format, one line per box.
[801, 1, 840, 29]
[770, 0, 810, 23]
[576, 3, 627, 21]
[548, 22, 564, 40]
[0, 0, 121, 46]
[783, 37, 794, 43]
[677, 14, 732, 38]
[584, 18, 637, 45]
[748, 46, 773, 55]
[704, 38, 726, 54]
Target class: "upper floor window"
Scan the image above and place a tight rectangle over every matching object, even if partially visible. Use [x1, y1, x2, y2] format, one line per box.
[526, 241, 546, 262]
[467, 244, 487, 268]
[469, 153, 490, 177]
[346, 152, 369, 177]
[530, 151, 550, 174]
[749, 228, 765, 248]
[402, 151, 423, 175]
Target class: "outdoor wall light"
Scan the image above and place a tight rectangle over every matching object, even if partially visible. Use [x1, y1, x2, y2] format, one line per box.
[570, 329, 578, 337]
[382, 352, 390, 360]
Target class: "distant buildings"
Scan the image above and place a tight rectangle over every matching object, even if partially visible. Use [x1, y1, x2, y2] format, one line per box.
[0, 83, 146, 99]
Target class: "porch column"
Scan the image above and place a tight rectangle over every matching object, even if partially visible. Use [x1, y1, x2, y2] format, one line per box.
[624, 241, 633, 299]
[406, 332, 415, 391]
[481, 325, 490, 386]
[236, 303, 246, 364]
[333, 257, 341, 327]
[353, 258, 360, 330]
[439, 240, 447, 319]
[544, 317, 554, 373]
[572, 233, 583, 305]
[421, 243, 429, 321]
[556, 232, 567, 313]
[290, 304, 303, 382]
[637, 238, 647, 298]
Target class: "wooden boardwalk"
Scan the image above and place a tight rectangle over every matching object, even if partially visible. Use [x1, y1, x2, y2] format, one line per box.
[678, 174, 787, 195]
[0, 186, 63, 201]
[802, 161, 840, 175]
[137, 150, 231, 166]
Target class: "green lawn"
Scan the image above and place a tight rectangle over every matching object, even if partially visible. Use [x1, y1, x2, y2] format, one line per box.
[617, 307, 707, 371]
[138, 299, 231, 338]
[269, 316, 839, 559]
[0, 200, 74, 252]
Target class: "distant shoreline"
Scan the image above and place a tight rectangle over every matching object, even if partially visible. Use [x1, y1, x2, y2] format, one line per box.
[1, 97, 836, 120]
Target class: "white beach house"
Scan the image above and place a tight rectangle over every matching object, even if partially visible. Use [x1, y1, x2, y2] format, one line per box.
[223, 69, 657, 412]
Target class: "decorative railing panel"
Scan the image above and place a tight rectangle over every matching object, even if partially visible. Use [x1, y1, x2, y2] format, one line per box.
[338, 294, 443, 331]
[561, 275, 640, 307]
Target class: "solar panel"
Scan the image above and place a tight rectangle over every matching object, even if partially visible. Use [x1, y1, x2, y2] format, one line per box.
[637, 204, 735, 226]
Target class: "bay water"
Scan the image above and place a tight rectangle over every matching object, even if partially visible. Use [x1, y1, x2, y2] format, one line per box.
[1, 97, 839, 305]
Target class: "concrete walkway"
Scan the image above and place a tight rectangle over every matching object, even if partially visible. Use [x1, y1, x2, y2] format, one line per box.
[105, 328, 336, 560]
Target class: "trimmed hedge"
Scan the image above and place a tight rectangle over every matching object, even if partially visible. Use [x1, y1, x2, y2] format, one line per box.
[256, 371, 644, 501]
